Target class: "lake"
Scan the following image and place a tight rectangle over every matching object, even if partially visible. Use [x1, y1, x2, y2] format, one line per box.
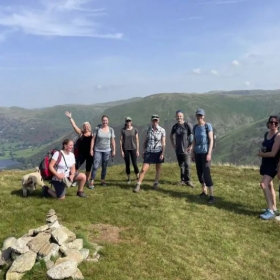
[0, 159, 21, 170]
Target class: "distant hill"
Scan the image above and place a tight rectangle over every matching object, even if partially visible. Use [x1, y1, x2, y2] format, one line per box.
[2, 90, 280, 168]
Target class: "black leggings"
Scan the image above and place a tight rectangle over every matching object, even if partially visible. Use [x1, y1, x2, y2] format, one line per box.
[124, 150, 139, 175]
[195, 153, 213, 187]
[76, 153, 93, 172]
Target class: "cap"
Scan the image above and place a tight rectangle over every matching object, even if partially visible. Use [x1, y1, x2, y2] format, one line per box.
[151, 114, 159, 120]
[125, 116, 132, 121]
[196, 109, 205, 116]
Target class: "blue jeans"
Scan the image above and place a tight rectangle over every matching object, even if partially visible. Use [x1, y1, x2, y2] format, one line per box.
[91, 151, 110, 180]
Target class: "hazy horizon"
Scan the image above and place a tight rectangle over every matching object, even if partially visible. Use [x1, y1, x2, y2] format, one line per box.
[1, 0, 280, 108]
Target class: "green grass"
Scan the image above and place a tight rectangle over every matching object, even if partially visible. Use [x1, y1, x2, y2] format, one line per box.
[1, 163, 280, 279]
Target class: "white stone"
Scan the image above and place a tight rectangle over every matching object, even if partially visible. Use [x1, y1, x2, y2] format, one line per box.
[49, 221, 60, 230]
[2, 237, 17, 250]
[79, 249, 89, 260]
[6, 251, 37, 279]
[67, 239, 83, 250]
[27, 232, 51, 253]
[46, 215, 58, 223]
[34, 225, 49, 234]
[47, 260, 78, 280]
[11, 237, 33, 254]
[64, 249, 84, 264]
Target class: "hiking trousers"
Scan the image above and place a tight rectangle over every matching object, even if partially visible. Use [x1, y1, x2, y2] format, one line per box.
[91, 151, 110, 180]
[194, 153, 213, 187]
[124, 150, 139, 175]
[176, 153, 191, 182]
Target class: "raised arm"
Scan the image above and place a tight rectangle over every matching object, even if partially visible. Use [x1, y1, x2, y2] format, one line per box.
[65, 111, 82, 135]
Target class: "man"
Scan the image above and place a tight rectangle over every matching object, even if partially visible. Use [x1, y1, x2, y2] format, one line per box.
[170, 110, 195, 187]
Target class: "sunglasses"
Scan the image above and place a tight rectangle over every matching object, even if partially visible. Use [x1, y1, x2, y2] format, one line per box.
[269, 121, 279, 125]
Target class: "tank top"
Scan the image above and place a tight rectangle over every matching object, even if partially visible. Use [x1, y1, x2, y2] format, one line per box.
[262, 132, 279, 164]
[79, 134, 93, 154]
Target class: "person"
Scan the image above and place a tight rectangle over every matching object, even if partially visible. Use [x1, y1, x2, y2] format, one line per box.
[191, 109, 215, 203]
[89, 115, 116, 189]
[170, 110, 194, 187]
[65, 111, 93, 183]
[42, 139, 86, 199]
[120, 117, 140, 183]
[134, 114, 166, 192]
[257, 115, 280, 220]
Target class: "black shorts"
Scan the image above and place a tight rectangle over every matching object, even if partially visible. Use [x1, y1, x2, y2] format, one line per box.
[143, 151, 164, 164]
[260, 163, 277, 178]
[52, 173, 79, 198]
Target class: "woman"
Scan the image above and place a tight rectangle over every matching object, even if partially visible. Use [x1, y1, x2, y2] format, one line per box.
[89, 115, 116, 189]
[133, 114, 166, 193]
[191, 109, 215, 204]
[257, 115, 280, 220]
[120, 117, 140, 183]
[43, 139, 86, 199]
[65, 111, 93, 183]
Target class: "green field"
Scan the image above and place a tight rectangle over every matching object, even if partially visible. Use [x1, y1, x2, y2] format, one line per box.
[1, 163, 280, 279]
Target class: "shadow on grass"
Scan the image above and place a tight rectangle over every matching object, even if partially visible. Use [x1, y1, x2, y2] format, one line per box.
[157, 187, 258, 217]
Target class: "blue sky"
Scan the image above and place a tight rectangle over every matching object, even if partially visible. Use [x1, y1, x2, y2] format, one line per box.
[0, 0, 279, 108]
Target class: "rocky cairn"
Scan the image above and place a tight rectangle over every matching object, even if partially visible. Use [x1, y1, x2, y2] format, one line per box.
[0, 210, 102, 280]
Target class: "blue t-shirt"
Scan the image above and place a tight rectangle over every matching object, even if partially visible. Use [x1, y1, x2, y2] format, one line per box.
[194, 123, 213, 154]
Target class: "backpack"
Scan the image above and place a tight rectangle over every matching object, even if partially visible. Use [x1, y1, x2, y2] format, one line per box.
[193, 123, 216, 149]
[39, 149, 62, 180]
[73, 134, 83, 158]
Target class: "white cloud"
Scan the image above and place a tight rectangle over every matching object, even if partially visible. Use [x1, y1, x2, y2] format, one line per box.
[210, 69, 219, 76]
[232, 60, 240, 66]
[0, 0, 123, 39]
[192, 68, 201, 74]
[245, 81, 250, 86]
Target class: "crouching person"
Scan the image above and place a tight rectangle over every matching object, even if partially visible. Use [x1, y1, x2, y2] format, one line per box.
[42, 139, 87, 199]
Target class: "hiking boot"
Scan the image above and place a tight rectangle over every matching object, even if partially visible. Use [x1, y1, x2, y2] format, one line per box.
[77, 191, 86, 198]
[88, 181, 94, 190]
[133, 183, 141, 193]
[153, 182, 159, 190]
[198, 192, 208, 198]
[261, 208, 278, 214]
[127, 179, 131, 184]
[260, 210, 275, 220]
[186, 181, 195, 188]
[207, 196, 215, 204]
[42, 185, 49, 198]
[177, 181, 186, 186]
[101, 182, 107, 187]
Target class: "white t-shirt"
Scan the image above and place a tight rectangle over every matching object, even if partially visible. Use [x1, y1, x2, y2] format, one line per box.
[52, 151, 76, 181]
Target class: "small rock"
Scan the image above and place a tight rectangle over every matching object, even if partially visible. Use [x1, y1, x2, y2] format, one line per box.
[34, 225, 49, 234]
[45, 260, 55, 270]
[47, 260, 78, 280]
[11, 237, 33, 254]
[48, 221, 60, 230]
[67, 239, 83, 250]
[47, 209, 56, 216]
[79, 249, 89, 260]
[64, 249, 84, 264]
[46, 215, 58, 223]
[28, 232, 51, 253]
[2, 237, 17, 250]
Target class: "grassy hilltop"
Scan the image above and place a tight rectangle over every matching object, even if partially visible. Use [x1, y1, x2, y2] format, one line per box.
[1, 163, 280, 279]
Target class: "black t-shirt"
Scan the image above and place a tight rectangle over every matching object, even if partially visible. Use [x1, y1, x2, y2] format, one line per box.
[79, 134, 93, 154]
[171, 122, 193, 154]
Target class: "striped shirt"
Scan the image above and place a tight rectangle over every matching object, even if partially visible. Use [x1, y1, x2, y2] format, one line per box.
[145, 125, 166, 153]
